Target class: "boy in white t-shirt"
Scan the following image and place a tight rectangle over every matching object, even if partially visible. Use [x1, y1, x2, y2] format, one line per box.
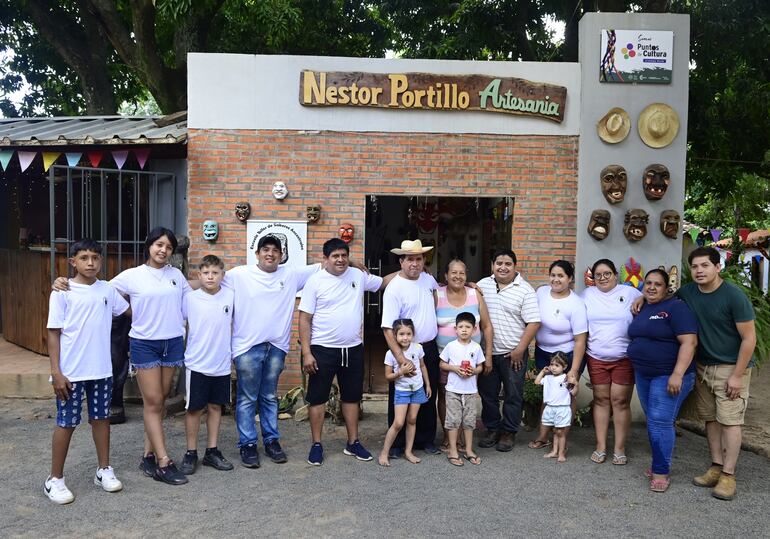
[179, 255, 235, 475]
[535, 352, 578, 462]
[45, 239, 129, 504]
[439, 312, 486, 466]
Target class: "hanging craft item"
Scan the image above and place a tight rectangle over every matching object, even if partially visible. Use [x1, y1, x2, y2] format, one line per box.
[600, 165, 627, 204]
[597, 107, 631, 144]
[272, 181, 288, 200]
[643, 164, 670, 200]
[584, 267, 595, 287]
[623, 209, 649, 242]
[659, 210, 681, 239]
[587, 210, 611, 240]
[338, 223, 355, 244]
[417, 201, 439, 233]
[0, 150, 14, 171]
[638, 103, 679, 148]
[619, 257, 644, 290]
[710, 229, 723, 243]
[42, 152, 61, 172]
[306, 205, 321, 223]
[18, 151, 36, 172]
[738, 228, 750, 243]
[667, 266, 680, 295]
[202, 220, 219, 242]
[234, 202, 251, 222]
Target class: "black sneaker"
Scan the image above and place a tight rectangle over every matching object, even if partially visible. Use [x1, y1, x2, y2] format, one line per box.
[478, 430, 501, 448]
[240, 443, 261, 468]
[264, 440, 288, 464]
[179, 450, 198, 475]
[423, 442, 441, 455]
[388, 447, 404, 460]
[109, 406, 126, 425]
[139, 453, 157, 477]
[203, 448, 234, 471]
[153, 460, 188, 485]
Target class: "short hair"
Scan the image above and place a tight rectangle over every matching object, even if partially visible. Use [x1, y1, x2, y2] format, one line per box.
[257, 234, 282, 252]
[549, 260, 575, 280]
[550, 352, 569, 370]
[398, 253, 425, 263]
[144, 227, 177, 260]
[491, 249, 517, 265]
[444, 258, 466, 275]
[323, 238, 349, 257]
[199, 254, 224, 270]
[688, 246, 720, 266]
[591, 258, 617, 276]
[392, 318, 415, 334]
[69, 238, 102, 257]
[455, 311, 477, 326]
[644, 268, 669, 284]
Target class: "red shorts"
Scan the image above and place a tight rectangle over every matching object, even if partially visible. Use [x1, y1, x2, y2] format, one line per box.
[586, 355, 634, 386]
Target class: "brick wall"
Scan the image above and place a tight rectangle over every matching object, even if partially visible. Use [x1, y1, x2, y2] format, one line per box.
[188, 129, 578, 390]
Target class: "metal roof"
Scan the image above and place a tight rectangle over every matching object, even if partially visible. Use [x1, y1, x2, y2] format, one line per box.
[0, 112, 187, 146]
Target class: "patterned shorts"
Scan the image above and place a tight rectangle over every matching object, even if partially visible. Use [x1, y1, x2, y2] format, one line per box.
[56, 377, 113, 428]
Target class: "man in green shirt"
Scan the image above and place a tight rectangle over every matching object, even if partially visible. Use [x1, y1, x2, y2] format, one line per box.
[678, 247, 756, 501]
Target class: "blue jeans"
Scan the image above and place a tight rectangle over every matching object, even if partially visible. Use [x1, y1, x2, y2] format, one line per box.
[478, 353, 526, 433]
[234, 343, 286, 447]
[635, 371, 695, 475]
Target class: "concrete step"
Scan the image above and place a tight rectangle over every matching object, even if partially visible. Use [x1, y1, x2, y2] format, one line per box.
[0, 335, 52, 398]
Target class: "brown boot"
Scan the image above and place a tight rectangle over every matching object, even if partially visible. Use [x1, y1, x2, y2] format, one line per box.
[495, 431, 515, 452]
[711, 473, 737, 501]
[692, 465, 722, 488]
[478, 430, 500, 449]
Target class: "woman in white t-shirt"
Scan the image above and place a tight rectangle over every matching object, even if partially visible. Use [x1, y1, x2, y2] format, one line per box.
[529, 260, 587, 450]
[575, 258, 642, 466]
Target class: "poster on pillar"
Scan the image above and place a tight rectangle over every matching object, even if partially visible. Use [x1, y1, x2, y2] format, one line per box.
[600, 29, 673, 84]
[246, 221, 308, 295]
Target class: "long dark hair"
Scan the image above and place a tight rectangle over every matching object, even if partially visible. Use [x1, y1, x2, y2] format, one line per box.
[144, 227, 178, 260]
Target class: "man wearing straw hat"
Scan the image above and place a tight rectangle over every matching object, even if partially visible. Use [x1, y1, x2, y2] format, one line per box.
[381, 239, 442, 457]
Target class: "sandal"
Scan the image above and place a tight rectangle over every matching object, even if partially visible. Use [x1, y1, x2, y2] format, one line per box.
[528, 440, 552, 449]
[464, 454, 482, 465]
[649, 477, 670, 493]
[590, 450, 606, 464]
[612, 453, 628, 466]
[644, 468, 652, 478]
[447, 455, 464, 467]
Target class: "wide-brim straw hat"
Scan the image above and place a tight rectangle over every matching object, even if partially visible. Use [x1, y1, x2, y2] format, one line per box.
[638, 103, 680, 148]
[597, 107, 631, 144]
[390, 239, 434, 255]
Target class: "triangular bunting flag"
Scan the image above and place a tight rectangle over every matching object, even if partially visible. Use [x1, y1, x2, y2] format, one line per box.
[738, 228, 750, 243]
[710, 228, 722, 243]
[42, 152, 61, 172]
[688, 228, 700, 242]
[112, 150, 129, 170]
[0, 150, 13, 171]
[18, 151, 37, 172]
[65, 152, 82, 166]
[87, 151, 103, 168]
[133, 148, 150, 169]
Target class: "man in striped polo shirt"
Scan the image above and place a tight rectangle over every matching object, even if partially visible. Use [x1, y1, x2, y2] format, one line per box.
[476, 249, 541, 452]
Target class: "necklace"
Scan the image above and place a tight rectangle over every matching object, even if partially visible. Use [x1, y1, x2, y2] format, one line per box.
[145, 264, 167, 282]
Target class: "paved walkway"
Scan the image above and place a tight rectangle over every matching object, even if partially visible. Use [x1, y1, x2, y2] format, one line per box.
[1, 398, 768, 538]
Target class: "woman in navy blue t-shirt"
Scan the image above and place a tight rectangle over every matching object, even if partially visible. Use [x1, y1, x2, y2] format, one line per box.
[627, 268, 698, 493]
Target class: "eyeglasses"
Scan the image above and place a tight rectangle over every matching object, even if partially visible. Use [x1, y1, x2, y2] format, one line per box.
[595, 271, 614, 280]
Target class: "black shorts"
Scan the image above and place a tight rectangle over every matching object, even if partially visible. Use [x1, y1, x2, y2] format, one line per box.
[305, 344, 364, 405]
[185, 369, 230, 411]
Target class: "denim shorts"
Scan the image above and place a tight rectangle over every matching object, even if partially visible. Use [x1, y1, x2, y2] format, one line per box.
[541, 404, 572, 428]
[394, 386, 428, 406]
[130, 336, 185, 369]
[56, 377, 113, 427]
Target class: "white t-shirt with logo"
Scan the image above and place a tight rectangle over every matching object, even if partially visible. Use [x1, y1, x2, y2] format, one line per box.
[299, 267, 383, 347]
[224, 263, 321, 357]
[109, 265, 190, 340]
[440, 339, 486, 394]
[381, 273, 438, 344]
[535, 286, 588, 353]
[540, 373, 572, 406]
[384, 343, 425, 392]
[182, 287, 234, 376]
[582, 285, 643, 361]
[47, 281, 129, 381]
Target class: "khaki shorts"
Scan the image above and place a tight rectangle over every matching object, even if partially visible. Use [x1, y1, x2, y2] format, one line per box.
[445, 391, 477, 431]
[694, 363, 752, 426]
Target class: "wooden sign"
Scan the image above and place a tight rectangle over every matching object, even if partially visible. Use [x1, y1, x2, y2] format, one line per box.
[300, 71, 567, 123]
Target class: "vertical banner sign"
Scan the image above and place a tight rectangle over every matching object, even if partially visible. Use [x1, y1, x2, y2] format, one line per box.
[246, 220, 308, 296]
[600, 29, 674, 84]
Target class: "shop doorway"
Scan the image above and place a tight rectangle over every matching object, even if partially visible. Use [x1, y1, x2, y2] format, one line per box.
[363, 195, 514, 393]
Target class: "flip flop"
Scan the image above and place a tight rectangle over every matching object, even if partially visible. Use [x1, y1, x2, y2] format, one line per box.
[590, 450, 606, 464]
[464, 454, 482, 465]
[650, 477, 670, 493]
[644, 468, 652, 478]
[612, 453, 628, 465]
[447, 455, 464, 467]
[528, 440, 552, 449]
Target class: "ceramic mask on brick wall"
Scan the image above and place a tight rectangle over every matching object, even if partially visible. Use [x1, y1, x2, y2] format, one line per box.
[307, 205, 321, 223]
[339, 223, 355, 243]
[203, 220, 218, 241]
[235, 202, 251, 222]
[272, 181, 288, 200]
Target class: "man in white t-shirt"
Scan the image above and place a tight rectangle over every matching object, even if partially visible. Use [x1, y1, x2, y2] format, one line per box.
[223, 235, 320, 468]
[381, 239, 441, 457]
[476, 249, 541, 452]
[299, 238, 387, 466]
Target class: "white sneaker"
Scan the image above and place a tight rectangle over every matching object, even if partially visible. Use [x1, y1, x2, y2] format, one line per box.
[44, 475, 75, 504]
[94, 466, 123, 492]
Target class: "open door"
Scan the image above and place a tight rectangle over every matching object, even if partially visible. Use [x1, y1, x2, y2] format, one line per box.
[363, 195, 514, 394]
